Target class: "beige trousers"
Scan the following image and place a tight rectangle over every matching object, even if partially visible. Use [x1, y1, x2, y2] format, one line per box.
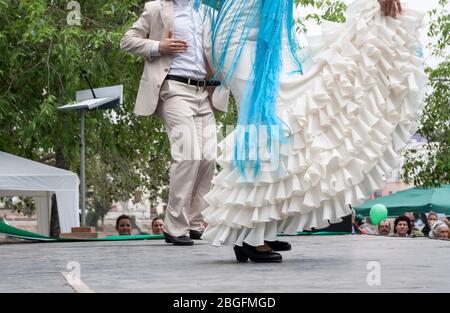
[157, 80, 217, 237]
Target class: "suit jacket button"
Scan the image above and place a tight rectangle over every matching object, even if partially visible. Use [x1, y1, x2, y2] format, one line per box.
[157, 84, 161, 88]
[164, 68, 169, 72]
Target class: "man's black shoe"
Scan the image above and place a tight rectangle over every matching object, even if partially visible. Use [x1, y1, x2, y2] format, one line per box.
[189, 229, 203, 240]
[163, 232, 194, 246]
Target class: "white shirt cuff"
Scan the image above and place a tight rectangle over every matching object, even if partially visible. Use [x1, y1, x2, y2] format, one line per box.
[149, 41, 161, 57]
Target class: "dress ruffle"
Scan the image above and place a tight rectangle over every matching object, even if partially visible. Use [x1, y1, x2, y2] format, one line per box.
[202, 0, 427, 247]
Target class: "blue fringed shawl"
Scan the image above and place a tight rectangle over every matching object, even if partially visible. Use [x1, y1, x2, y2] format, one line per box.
[194, 0, 304, 178]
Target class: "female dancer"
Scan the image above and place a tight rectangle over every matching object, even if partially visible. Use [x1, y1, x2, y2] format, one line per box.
[198, 0, 427, 262]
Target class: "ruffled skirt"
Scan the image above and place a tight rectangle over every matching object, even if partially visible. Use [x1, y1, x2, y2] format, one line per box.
[202, 0, 427, 247]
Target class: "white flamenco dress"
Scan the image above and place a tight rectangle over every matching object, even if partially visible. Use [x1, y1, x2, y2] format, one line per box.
[202, 0, 427, 247]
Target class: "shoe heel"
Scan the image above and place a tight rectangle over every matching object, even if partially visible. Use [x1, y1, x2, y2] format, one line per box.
[233, 246, 249, 263]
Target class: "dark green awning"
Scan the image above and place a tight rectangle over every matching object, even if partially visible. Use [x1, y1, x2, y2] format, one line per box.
[354, 185, 450, 216]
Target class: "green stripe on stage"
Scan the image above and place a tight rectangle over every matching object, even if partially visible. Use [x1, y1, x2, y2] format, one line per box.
[0, 221, 164, 242]
[0, 220, 349, 242]
[284, 231, 350, 236]
[0, 220, 51, 239]
[59, 234, 165, 241]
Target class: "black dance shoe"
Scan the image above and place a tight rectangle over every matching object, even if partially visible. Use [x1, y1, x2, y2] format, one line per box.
[233, 243, 282, 263]
[163, 232, 194, 246]
[189, 229, 203, 240]
[265, 240, 292, 251]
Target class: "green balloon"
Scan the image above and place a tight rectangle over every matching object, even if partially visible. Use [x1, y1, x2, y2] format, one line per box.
[370, 204, 388, 225]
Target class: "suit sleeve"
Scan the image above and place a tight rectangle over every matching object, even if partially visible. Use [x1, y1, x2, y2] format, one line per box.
[120, 3, 160, 60]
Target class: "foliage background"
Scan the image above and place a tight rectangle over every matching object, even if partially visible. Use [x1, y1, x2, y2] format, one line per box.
[0, 0, 447, 226]
[402, 0, 449, 188]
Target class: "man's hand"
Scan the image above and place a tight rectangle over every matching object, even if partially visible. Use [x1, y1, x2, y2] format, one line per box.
[159, 30, 188, 55]
[378, 0, 402, 18]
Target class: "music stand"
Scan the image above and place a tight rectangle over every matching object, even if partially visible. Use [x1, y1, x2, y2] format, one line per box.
[58, 84, 123, 225]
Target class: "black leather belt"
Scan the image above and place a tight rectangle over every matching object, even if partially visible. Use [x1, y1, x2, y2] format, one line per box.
[165, 74, 221, 87]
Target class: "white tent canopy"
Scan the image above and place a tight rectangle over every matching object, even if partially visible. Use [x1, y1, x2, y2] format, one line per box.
[0, 151, 80, 235]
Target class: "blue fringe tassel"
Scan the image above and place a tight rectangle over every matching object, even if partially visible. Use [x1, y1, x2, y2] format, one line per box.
[194, 0, 304, 179]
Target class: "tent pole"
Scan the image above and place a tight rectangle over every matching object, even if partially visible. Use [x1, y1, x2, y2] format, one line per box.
[80, 110, 86, 226]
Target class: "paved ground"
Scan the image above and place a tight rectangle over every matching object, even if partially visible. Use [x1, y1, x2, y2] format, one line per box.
[0, 235, 449, 293]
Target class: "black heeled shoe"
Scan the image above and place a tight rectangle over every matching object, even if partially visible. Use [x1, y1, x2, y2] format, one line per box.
[233, 243, 282, 263]
[163, 232, 194, 246]
[265, 240, 292, 251]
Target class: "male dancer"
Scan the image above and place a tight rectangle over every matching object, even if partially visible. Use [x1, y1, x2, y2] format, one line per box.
[120, 0, 230, 245]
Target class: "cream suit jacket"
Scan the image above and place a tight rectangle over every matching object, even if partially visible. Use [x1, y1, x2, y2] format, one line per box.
[120, 0, 230, 116]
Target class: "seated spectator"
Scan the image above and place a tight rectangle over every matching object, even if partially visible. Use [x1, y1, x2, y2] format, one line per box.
[404, 212, 424, 237]
[421, 212, 438, 237]
[151, 217, 164, 235]
[360, 216, 376, 235]
[377, 219, 391, 236]
[351, 209, 368, 234]
[116, 215, 133, 236]
[440, 216, 450, 229]
[429, 220, 450, 239]
[393, 215, 411, 237]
